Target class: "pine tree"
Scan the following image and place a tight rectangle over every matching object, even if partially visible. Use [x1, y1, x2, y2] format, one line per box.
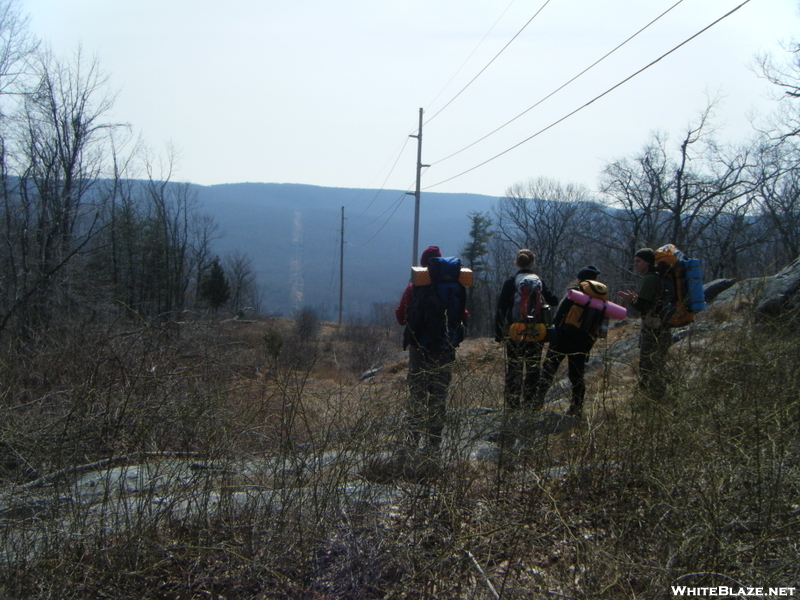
[462, 211, 493, 336]
[462, 211, 493, 273]
[199, 258, 230, 312]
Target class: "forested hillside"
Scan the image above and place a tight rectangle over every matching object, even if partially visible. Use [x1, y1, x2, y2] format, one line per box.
[195, 183, 499, 318]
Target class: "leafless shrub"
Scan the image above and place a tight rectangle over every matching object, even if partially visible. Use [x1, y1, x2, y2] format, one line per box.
[336, 317, 396, 375]
[0, 307, 797, 598]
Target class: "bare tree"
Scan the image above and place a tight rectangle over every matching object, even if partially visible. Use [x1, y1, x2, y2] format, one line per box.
[694, 195, 762, 279]
[600, 134, 673, 256]
[749, 41, 800, 269]
[493, 177, 598, 293]
[224, 250, 257, 315]
[0, 0, 36, 98]
[754, 42, 800, 140]
[189, 212, 220, 308]
[751, 139, 800, 268]
[0, 46, 119, 335]
[371, 301, 397, 339]
[667, 111, 754, 251]
[600, 105, 755, 279]
[76, 142, 221, 321]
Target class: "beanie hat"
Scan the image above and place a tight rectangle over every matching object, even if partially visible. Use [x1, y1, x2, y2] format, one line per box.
[576, 265, 601, 281]
[420, 245, 441, 267]
[634, 248, 655, 266]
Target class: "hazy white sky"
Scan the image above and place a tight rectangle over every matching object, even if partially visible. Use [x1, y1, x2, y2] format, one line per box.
[22, 0, 800, 198]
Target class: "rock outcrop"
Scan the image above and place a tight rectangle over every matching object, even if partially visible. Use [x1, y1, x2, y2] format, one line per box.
[755, 256, 800, 322]
[703, 278, 738, 303]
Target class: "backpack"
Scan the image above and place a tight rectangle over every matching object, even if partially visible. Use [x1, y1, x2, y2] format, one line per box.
[404, 256, 466, 351]
[654, 244, 706, 327]
[508, 272, 551, 342]
[563, 279, 608, 337]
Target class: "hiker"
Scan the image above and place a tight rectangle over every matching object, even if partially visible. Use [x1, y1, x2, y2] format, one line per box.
[617, 248, 672, 396]
[495, 249, 559, 410]
[396, 246, 469, 452]
[534, 265, 605, 418]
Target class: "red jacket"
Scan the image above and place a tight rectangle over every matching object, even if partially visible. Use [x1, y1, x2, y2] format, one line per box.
[395, 283, 415, 325]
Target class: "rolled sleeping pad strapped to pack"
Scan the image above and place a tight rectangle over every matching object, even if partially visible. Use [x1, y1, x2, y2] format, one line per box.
[683, 258, 706, 312]
[411, 265, 473, 286]
[566, 288, 627, 320]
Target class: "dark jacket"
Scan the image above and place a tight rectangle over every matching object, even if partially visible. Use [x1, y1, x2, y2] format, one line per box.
[632, 269, 662, 325]
[552, 283, 603, 345]
[552, 287, 576, 326]
[495, 269, 559, 342]
[397, 282, 469, 349]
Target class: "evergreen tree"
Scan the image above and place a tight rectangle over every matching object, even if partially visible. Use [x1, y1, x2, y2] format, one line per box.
[462, 211, 493, 272]
[199, 258, 230, 312]
[461, 211, 493, 336]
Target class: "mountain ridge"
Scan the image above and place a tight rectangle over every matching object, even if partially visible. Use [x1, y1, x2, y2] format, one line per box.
[194, 182, 502, 318]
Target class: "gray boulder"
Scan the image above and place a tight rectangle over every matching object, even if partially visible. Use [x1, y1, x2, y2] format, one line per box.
[755, 256, 800, 322]
[704, 278, 738, 303]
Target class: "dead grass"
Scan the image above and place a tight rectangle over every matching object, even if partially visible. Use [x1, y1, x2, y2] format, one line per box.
[0, 305, 798, 599]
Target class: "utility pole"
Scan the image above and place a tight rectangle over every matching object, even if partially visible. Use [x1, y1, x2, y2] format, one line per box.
[338, 206, 344, 325]
[407, 108, 429, 266]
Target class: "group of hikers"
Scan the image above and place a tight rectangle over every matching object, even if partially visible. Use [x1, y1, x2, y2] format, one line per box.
[395, 244, 677, 454]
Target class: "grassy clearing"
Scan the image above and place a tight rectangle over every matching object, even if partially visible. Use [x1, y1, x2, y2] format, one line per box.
[0, 305, 797, 599]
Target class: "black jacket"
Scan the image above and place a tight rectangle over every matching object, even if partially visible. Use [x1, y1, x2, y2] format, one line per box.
[495, 269, 559, 342]
[551, 284, 601, 347]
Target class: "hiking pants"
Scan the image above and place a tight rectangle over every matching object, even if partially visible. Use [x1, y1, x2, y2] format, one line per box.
[537, 328, 594, 411]
[504, 340, 545, 409]
[407, 346, 455, 448]
[638, 325, 673, 396]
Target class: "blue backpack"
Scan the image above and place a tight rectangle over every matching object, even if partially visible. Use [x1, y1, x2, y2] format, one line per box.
[404, 256, 466, 351]
[654, 245, 706, 327]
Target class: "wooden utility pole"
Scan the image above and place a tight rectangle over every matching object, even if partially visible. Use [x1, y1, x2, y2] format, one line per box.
[338, 206, 344, 325]
[407, 108, 428, 266]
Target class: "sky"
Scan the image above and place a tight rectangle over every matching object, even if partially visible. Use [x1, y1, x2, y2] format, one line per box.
[21, 0, 800, 201]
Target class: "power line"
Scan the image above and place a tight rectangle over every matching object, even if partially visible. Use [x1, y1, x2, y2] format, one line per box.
[423, 0, 753, 191]
[350, 135, 412, 221]
[424, 0, 518, 116]
[345, 2, 527, 229]
[347, 180, 415, 236]
[423, 0, 553, 127]
[343, 2, 531, 235]
[429, 0, 685, 168]
[350, 189, 413, 247]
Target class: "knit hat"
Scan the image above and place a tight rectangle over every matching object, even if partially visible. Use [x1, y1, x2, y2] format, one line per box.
[576, 265, 601, 281]
[634, 248, 655, 265]
[420, 245, 442, 267]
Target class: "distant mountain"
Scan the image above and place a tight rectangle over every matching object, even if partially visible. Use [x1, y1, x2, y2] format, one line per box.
[194, 182, 501, 319]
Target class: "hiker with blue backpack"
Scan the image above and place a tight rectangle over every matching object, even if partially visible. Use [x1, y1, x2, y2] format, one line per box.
[618, 245, 706, 397]
[396, 246, 469, 453]
[617, 248, 673, 396]
[495, 249, 559, 410]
